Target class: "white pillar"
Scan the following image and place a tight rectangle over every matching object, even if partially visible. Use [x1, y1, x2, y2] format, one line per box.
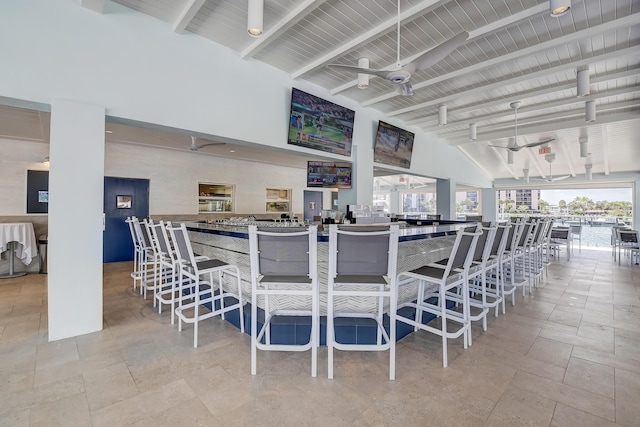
[48, 99, 105, 341]
[482, 188, 497, 222]
[436, 179, 455, 220]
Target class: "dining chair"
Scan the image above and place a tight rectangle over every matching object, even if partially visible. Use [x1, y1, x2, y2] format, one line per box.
[396, 225, 482, 368]
[327, 224, 400, 380]
[618, 229, 639, 265]
[248, 225, 319, 377]
[167, 222, 245, 348]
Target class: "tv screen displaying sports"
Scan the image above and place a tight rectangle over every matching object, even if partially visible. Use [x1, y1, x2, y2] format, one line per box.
[307, 161, 352, 189]
[373, 121, 415, 169]
[288, 88, 355, 157]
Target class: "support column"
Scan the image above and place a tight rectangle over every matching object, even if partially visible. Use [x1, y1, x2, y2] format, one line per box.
[436, 178, 456, 220]
[48, 99, 105, 341]
[337, 146, 373, 211]
[482, 188, 497, 222]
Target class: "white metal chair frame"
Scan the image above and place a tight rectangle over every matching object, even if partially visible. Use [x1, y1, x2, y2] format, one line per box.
[167, 222, 245, 348]
[396, 225, 482, 368]
[327, 224, 399, 380]
[248, 225, 319, 377]
[618, 229, 639, 265]
[570, 224, 582, 253]
[125, 216, 142, 291]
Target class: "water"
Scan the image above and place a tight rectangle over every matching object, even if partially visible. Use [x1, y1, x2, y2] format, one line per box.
[564, 225, 614, 249]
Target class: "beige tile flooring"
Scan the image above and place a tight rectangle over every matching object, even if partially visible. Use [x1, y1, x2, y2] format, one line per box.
[1, 248, 640, 426]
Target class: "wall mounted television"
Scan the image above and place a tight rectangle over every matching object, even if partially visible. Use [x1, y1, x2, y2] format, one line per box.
[288, 88, 355, 157]
[373, 120, 415, 169]
[307, 161, 352, 189]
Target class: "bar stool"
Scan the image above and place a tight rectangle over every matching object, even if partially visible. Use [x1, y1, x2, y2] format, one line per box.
[396, 225, 482, 368]
[327, 224, 399, 380]
[248, 225, 319, 377]
[167, 223, 245, 348]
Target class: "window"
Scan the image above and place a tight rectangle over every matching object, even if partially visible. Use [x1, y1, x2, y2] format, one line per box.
[198, 183, 234, 213]
[401, 191, 436, 214]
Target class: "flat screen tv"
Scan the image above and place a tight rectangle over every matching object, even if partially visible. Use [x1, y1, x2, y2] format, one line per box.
[307, 161, 352, 189]
[373, 120, 415, 169]
[288, 88, 355, 157]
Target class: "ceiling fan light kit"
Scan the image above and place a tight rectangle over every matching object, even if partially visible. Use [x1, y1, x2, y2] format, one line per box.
[247, 0, 263, 37]
[550, 0, 571, 17]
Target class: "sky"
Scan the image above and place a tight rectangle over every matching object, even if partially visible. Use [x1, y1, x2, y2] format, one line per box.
[540, 188, 632, 205]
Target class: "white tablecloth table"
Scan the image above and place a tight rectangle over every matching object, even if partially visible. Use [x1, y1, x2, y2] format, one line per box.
[0, 222, 38, 278]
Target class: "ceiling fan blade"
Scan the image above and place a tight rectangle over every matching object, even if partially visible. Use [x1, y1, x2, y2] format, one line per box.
[410, 32, 469, 72]
[552, 175, 571, 181]
[487, 143, 510, 149]
[523, 138, 555, 149]
[327, 64, 392, 79]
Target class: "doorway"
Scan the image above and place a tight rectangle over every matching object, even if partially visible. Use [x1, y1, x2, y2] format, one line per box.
[303, 190, 323, 223]
[103, 177, 150, 262]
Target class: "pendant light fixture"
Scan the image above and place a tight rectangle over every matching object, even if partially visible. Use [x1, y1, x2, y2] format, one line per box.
[579, 136, 589, 157]
[247, 0, 263, 37]
[507, 150, 514, 164]
[585, 164, 593, 181]
[585, 100, 596, 122]
[357, 58, 370, 89]
[550, 0, 571, 17]
[523, 168, 530, 184]
[438, 105, 447, 126]
[469, 123, 477, 140]
[577, 69, 590, 97]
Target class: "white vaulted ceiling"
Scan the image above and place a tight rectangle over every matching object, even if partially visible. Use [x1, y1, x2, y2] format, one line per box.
[2, 0, 639, 183]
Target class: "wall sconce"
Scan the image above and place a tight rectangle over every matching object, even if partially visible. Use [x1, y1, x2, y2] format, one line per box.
[523, 168, 530, 184]
[579, 136, 589, 157]
[507, 150, 514, 164]
[577, 69, 590, 97]
[247, 0, 263, 37]
[550, 0, 571, 17]
[585, 100, 596, 122]
[469, 123, 477, 140]
[438, 105, 447, 126]
[585, 163, 593, 181]
[357, 57, 369, 89]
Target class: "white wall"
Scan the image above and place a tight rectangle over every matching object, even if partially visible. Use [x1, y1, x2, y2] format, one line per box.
[0, 0, 492, 192]
[0, 137, 329, 216]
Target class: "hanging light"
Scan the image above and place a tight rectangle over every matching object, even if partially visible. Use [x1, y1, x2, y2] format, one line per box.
[523, 168, 530, 184]
[585, 164, 593, 181]
[247, 0, 263, 37]
[357, 58, 370, 89]
[585, 100, 596, 122]
[577, 69, 590, 97]
[438, 105, 447, 126]
[507, 150, 514, 164]
[550, 0, 571, 17]
[469, 123, 477, 140]
[579, 136, 589, 157]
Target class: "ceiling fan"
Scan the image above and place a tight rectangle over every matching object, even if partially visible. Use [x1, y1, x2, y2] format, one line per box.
[327, 0, 468, 96]
[531, 153, 571, 183]
[488, 101, 555, 151]
[189, 136, 225, 151]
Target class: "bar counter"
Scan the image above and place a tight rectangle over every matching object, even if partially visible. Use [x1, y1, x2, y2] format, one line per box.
[185, 221, 466, 314]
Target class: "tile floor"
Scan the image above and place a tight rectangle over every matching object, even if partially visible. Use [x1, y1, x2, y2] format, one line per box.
[1, 248, 639, 426]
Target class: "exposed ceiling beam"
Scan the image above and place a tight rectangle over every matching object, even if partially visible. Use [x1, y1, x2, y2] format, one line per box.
[291, 0, 448, 79]
[558, 139, 577, 177]
[407, 68, 640, 128]
[525, 149, 547, 179]
[172, 0, 206, 33]
[367, 13, 640, 111]
[242, 0, 326, 59]
[442, 98, 640, 145]
[456, 145, 497, 180]
[330, 2, 547, 96]
[81, 0, 106, 14]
